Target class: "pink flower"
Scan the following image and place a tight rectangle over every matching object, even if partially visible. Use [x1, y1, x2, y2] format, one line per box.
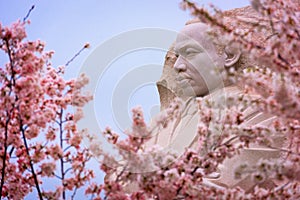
[64, 178, 76, 190]
[45, 127, 56, 141]
[74, 73, 89, 89]
[70, 133, 82, 148]
[47, 144, 63, 160]
[40, 162, 56, 177]
[73, 108, 84, 122]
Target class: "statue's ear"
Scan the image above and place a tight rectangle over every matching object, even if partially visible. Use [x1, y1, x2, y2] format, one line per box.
[224, 46, 241, 67]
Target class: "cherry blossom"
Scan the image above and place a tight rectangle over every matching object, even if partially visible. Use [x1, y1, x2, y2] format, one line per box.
[1, 1, 300, 199]
[0, 15, 93, 199]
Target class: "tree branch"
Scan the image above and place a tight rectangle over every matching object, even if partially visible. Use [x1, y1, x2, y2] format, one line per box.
[20, 118, 43, 200]
[58, 108, 66, 200]
[23, 5, 35, 22]
[0, 113, 10, 200]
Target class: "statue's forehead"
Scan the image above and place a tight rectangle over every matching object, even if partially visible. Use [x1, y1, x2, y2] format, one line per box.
[177, 23, 209, 40]
[175, 23, 213, 50]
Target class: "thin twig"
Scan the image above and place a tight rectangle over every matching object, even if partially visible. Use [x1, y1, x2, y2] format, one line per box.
[53, 173, 62, 180]
[64, 43, 90, 68]
[71, 187, 78, 200]
[23, 5, 35, 22]
[9, 146, 15, 157]
[63, 167, 72, 176]
[63, 145, 73, 152]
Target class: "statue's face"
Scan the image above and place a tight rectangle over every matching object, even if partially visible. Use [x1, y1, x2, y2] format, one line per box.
[174, 23, 225, 97]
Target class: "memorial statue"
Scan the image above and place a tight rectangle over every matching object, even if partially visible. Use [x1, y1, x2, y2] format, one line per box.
[147, 6, 286, 192]
[104, 6, 286, 194]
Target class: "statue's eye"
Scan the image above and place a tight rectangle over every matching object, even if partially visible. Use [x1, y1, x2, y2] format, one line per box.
[185, 48, 198, 55]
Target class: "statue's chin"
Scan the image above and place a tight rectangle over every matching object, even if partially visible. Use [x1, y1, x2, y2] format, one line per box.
[175, 88, 198, 100]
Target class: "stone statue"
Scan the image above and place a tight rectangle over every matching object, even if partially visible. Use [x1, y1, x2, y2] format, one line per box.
[147, 6, 285, 192]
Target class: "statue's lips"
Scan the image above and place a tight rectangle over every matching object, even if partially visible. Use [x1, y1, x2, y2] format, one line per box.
[176, 76, 192, 82]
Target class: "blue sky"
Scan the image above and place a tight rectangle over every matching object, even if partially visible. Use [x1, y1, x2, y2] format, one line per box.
[0, 0, 249, 76]
[1, 1, 192, 136]
[0, 0, 250, 199]
[0, 0, 250, 132]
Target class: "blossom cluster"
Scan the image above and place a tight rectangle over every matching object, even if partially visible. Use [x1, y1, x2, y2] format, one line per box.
[85, 98, 298, 199]
[0, 19, 94, 199]
[1, 1, 300, 199]
[86, 1, 299, 199]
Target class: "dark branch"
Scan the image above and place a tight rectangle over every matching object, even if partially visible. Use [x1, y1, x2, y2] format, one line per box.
[23, 5, 35, 22]
[63, 43, 90, 69]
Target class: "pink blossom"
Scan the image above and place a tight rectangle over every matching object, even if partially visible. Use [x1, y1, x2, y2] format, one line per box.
[45, 127, 56, 141]
[40, 162, 56, 177]
[0, 17, 93, 200]
[70, 133, 82, 148]
[47, 144, 63, 160]
[73, 107, 84, 122]
[1, 1, 300, 199]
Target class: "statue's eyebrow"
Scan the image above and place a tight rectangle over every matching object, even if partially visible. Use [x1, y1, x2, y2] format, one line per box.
[174, 41, 204, 54]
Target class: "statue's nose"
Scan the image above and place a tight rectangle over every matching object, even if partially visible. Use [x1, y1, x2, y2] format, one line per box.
[174, 57, 187, 72]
